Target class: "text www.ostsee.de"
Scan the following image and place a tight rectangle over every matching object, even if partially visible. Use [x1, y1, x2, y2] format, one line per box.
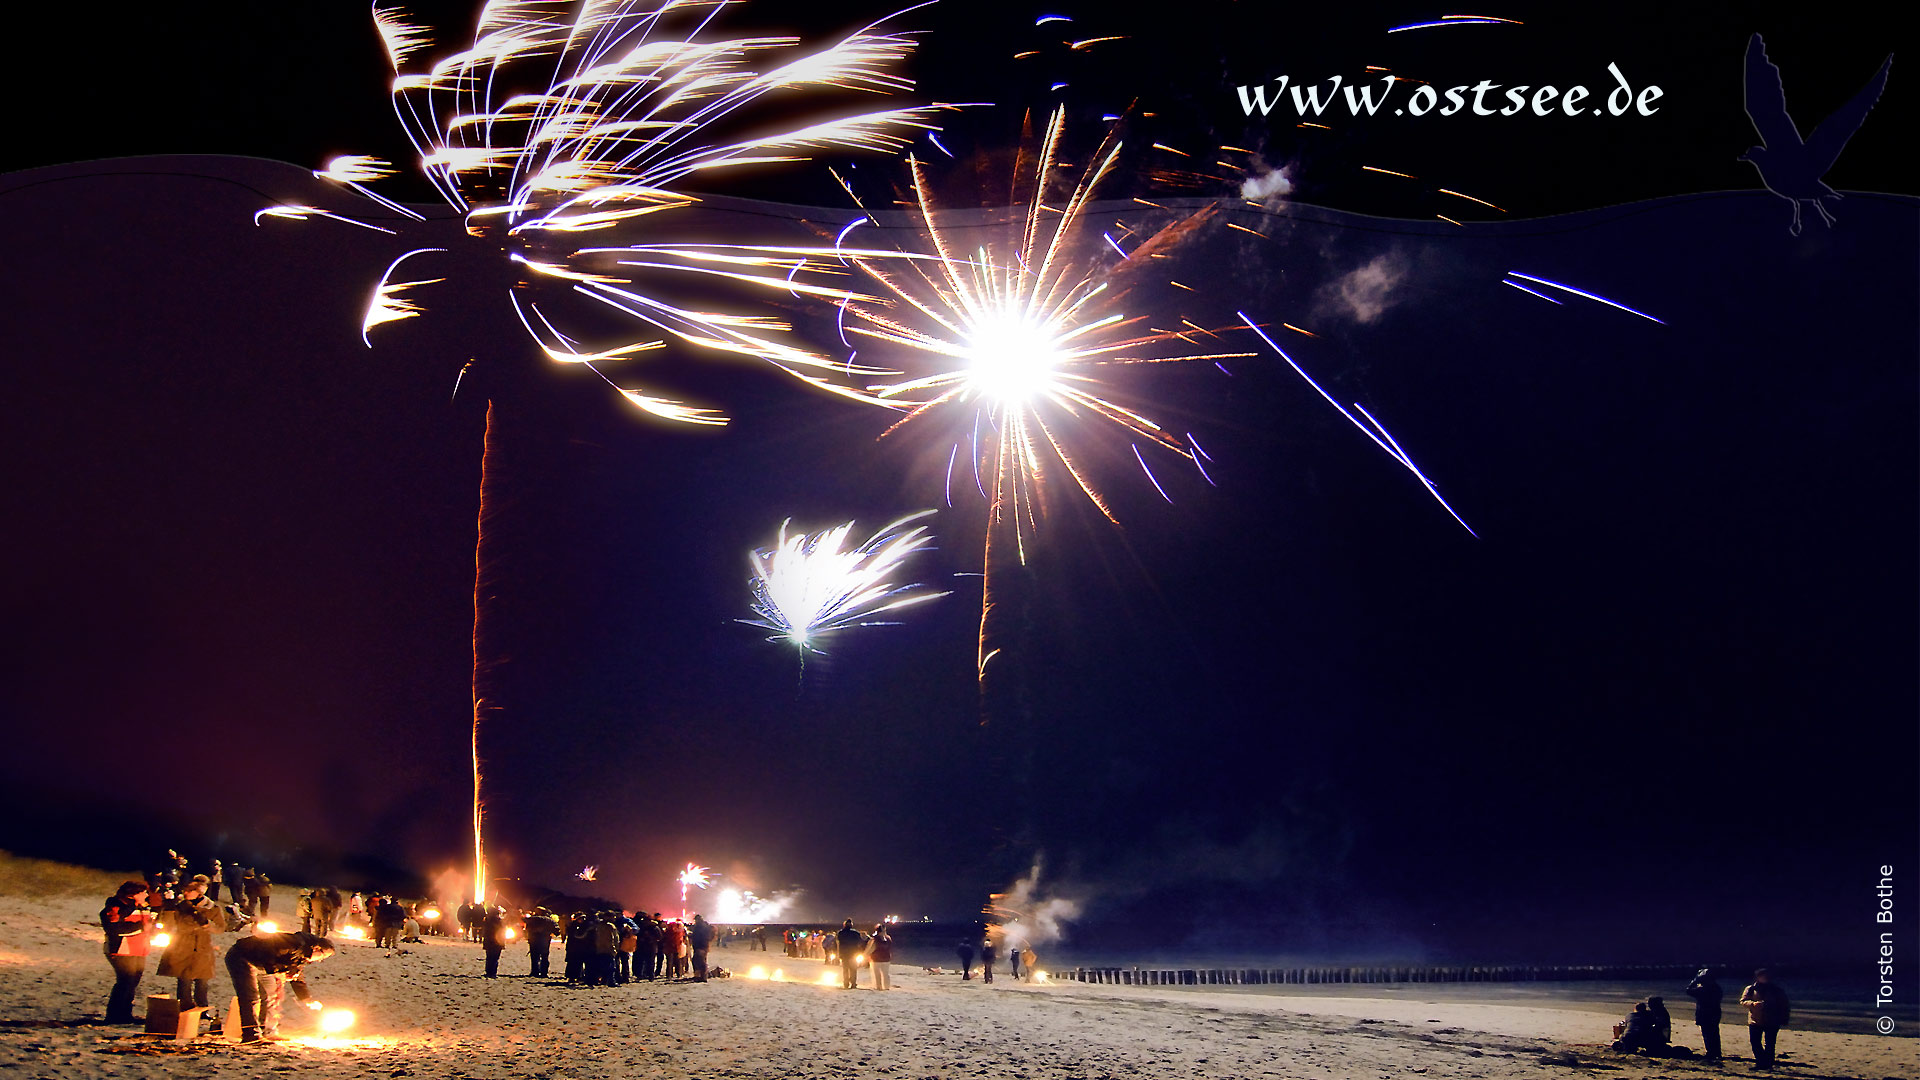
[1235, 63, 1663, 119]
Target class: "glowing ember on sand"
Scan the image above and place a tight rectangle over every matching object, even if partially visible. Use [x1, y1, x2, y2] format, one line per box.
[255, 921, 279, 934]
[320, 1009, 356, 1034]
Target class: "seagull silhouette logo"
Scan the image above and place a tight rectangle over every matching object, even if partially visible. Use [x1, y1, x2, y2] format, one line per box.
[1740, 33, 1892, 235]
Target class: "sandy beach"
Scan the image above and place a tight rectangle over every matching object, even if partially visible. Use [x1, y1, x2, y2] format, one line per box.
[1, 857, 1911, 1080]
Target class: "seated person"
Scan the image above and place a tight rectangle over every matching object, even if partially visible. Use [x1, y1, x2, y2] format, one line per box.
[1645, 995, 1672, 1048]
[1612, 1002, 1658, 1053]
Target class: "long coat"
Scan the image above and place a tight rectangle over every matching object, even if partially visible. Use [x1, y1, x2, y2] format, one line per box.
[156, 895, 220, 980]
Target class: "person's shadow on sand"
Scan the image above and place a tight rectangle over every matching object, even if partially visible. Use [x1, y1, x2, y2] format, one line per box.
[1739, 32, 1892, 235]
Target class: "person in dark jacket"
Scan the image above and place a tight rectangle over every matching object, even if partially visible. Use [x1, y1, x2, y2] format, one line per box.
[1738, 969, 1791, 1070]
[834, 920, 865, 989]
[225, 932, 334, 1043]
[1645, 996, 1672, 1048]
[563, 912, 588, 982]
[312, 887, 339, 938]
[482, 906, 509, 977]
[100, 881, 153, 1024]
[524, 909, 558, 977]
[1685, 968, 1723, 1062]
[1611, 1002, 1658, 1053]
[374, 895, 408, 949]
[634, 914, 660, 980]
[956, 937, 975, 980]
[980, 931, 996, 984]
[225, 865, 246, 905]
[157, 876, 220, 1013]
[689, 914, 715, 982]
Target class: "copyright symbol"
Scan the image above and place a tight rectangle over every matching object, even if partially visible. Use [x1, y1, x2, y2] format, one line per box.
[1876, 1016, 1895, 1034]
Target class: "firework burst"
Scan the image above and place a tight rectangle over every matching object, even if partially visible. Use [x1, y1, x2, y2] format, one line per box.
[741, 510, 949, 653]
[677, 862, 711, 919]
[264, 0, 951, 422]
[828, 108, 1252, 677]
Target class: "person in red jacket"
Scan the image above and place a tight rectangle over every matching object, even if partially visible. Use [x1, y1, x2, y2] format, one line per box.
[100, 881, 152, 1024]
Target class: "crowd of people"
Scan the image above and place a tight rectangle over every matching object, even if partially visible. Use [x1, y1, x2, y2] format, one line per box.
[101, 870, 336, 1043]
[1608, 967, 1793, 1070]
[97, 851, 458, 1042]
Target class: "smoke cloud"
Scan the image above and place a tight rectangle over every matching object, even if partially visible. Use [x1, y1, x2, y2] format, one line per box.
[1317, 251, 1409, 325]
[990, 857, 1082, 948]
[1239, 165, 1293, 203]
[713, 886, 803, 923]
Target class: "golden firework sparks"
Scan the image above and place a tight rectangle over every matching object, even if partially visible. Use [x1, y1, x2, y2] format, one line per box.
[830, 108, 1252, 678]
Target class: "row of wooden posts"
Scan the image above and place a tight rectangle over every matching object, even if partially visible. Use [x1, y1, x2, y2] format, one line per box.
[1052, 964, 1709, 987]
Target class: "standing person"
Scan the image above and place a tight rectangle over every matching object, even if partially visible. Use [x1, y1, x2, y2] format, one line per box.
[209, 861, 224, 904]
[296, 890, 314, 934]
[524, 909, 558, 977]
[868, 924, 893, 990]
[313, 888, 339, 938]
[1007, 932, 1023, 980]
[634, 914, 659, 980]
[1739, 969, 1791, 1071]
[157, 876, 220, 1017]
[689, 914, 715, 982]
[100, 881, 152, 1024]
[376, 895, 408, 949]
[563, 912, 589, 982]
[752, 925, 767, 951]
[252, 871, 273, 919]
[664, 919, 688, 979]
[956, 936, 975, 980]
[225, 932, 334, 1043]
[592, 912, 621, 985]
[834, 919, 864, 989]
[1685, 967, 1724, 1062]
[228, 867, 249, 908]
[980, 930, 996, 984]
[615, 913, 638, 984]
[481, 906, 508, 978]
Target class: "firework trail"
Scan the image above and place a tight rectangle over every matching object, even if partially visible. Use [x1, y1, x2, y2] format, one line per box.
[741, 510, 949, 654]
[828, 108, 1252, 678]
[264, 0, 947, 904]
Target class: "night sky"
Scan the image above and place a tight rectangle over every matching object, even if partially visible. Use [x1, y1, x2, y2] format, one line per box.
[1, 2, 1913, 969]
